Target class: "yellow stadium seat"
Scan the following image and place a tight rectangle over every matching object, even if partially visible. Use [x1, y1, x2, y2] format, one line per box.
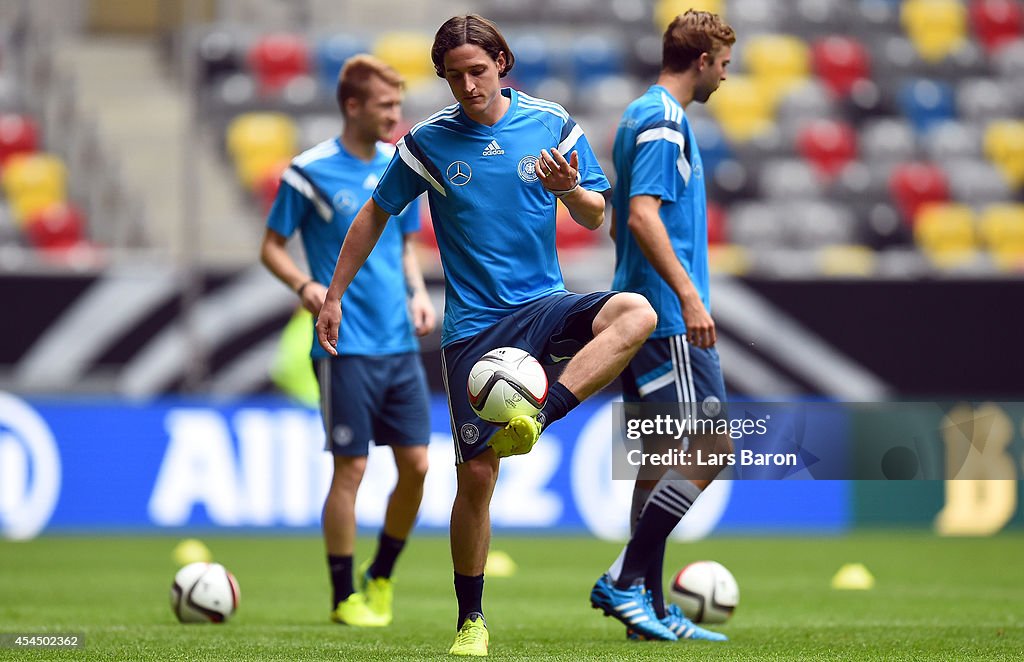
[373, 32, 436, 86]
[0, 153, 67, 223]
[817, 244, 877, 277]
[654, 0, 725, 32]
[226, 112, 298, 190]
[708, 244, 750, 275]
[914, 202, 978, 267]
[983, 120, 1024, 188]
[901, 0, 967, 62]
[705, 75, 773, 142]
[978, 203, 1024, 270]
[744, 34, 810, 102]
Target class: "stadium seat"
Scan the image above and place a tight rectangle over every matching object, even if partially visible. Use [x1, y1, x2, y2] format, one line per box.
[690, 117, 734, 179]
[922, 120, 982, 162]
[654, 0, 724, 31]
[797, 119, 857, 180]
[24, 201, 85, 251]
[983, 120, 1024, 187]
[944, 158, 1013, 207]
[196, 27, 245, 85]
[956, 77, 1020, 123]
[811, 35, 871, 97]
[569, 35, 626, 86]
[0, 113, 39, 164]
[555, 200, 598, 250]
[969, 0, 1023, 53]
[314, 34, 370, 90]
[785, 200, 858, 248]
[255, 166, 284, 215]
[993, 37, 1024, 79]
[708, 243, 750, 275]
[901, 0, 968, 62]
[507, 34, 554, 91]
[898, 79, 956, 134]
[706, 75, 774, 142]
[817, 244, 877, 277]
[373, 32, 436, 87]
[743, 34, 811, 104]
[792, 0, 851, 37]
[0, 153, 67, 223]
[248, 33, 310, 94]
[226, 112, 298, 190]
[978, 203, 1024, 269]
[707, 201, 727, 245]
[776, 81, 837, 136]
[889, 162, 951, 225]
[913, 202, 977, 265]
[759, 159, 824, 200]
[728, 202, 786, 248]
[860, 118, 918, 165]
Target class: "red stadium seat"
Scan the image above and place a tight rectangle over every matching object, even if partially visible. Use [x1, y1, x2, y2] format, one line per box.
[970, 0, 1023, 53]
[889, 163, 951, 225]
[797, 119, 857, 180]
[417, 203, 438, 251]
[24, 202, 85, 251]
[0, 113, 40, 165]
[255, 165, 285, 215]
[555, 201, 598, 250]
[248, 34, 310, 94]
[811, 36, 870, 97]
[707, 201, 727, 245]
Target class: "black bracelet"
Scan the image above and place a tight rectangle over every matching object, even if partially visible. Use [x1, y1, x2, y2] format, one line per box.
[296, 279, 315, 298]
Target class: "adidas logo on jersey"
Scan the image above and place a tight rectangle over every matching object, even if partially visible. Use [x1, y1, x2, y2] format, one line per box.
[481, 140, 505, 156]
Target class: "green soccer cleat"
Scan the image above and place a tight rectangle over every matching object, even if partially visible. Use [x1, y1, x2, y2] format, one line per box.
[357, 560, 394, 625]
[330, 592, 389, 627]
[448, 612, 489, 656]
[489, 415, 542, 458]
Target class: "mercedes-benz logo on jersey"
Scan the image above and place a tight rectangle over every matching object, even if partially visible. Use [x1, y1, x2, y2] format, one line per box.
[0, 393, 61, 540]
[333, 189, 358, 217]
[446, 161, 472, 186]
[518, 155, 539, 183]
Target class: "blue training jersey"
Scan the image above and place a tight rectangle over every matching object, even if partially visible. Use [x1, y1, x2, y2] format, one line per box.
[266, 137, 420, 358]
[371, 88, 611, 347]
[611, 85, 710, 338]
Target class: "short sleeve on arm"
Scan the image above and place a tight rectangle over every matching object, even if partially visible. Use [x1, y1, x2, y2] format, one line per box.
[372, 134, 435, 216]
[558, 117, 611, 193]
[266, 168, 313, 237]
[630, 121, 689, 204]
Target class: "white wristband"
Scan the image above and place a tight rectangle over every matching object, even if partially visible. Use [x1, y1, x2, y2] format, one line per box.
[550, 182, 579, 199]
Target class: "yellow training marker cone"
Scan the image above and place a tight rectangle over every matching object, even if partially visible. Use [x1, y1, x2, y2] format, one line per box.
[172, 538, 212, 566]
[485, 550, 518, 578]
[831, 562, 875, 590]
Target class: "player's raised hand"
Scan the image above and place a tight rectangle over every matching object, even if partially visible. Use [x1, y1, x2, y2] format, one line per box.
[316, 298, 342, 356]
[537, 148, 579, 194]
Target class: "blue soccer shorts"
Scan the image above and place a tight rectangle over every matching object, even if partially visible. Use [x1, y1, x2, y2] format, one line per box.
[314, 353, 430, 457]
[621, 334, 726, 415]
[441, 291, 617, 464]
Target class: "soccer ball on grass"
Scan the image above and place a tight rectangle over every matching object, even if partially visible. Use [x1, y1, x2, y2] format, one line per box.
[668, 560, 739, 624]
[169, 562, 240, 623]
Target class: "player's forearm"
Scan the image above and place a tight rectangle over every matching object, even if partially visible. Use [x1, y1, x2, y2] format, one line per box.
[260, 232, 310, 293]
[628, 208, 699, 304]
[561, 187, 606, 230]
[402, 235, 428, 298]
[324, 200, 390, 300]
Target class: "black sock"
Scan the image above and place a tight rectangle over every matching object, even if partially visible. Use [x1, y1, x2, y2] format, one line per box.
[369, 532, 406, 580]
[328, 554, 354, 608]
[614, 478, 701, 590]
[645, 539, 668, 618]
[453, 572, 485, 628]
[538, 382, 579, 429]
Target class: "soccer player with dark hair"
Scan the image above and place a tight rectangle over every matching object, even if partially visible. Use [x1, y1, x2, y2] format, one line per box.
[260, 54, 435, 628]
[315, 15, 659, 656]
[590, 9, 736, 642]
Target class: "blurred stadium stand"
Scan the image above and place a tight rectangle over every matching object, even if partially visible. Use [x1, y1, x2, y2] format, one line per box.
[0, 0, 1023, 399]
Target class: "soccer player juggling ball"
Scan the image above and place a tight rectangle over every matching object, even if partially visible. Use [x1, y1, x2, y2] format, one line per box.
[315, 15, 658, 657]
[590, 10, 736, 643]
[261, 55, 435, 628]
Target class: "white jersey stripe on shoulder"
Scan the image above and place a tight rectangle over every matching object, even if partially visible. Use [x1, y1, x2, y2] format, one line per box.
[661, 91, 671, 122]
[293, 141, 339, 167]
[557, 123, 585, 154]
[519, 100, 569, 121]
[518, 92, 569, 118]
[281, 167, 333, 219]
[411, 105, 460, 134]
[637, 127, 691, 184]
[397, 137, 446, 196]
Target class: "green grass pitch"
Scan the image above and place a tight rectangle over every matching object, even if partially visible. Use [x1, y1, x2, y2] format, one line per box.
[1, 532, 1022, 660]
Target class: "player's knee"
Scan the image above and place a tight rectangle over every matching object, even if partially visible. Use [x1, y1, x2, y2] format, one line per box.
[397, 453, 429, 485]
[330, 456, 367, 494]
[457, 454, 498, 492]
[619, 293, 658, 343]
